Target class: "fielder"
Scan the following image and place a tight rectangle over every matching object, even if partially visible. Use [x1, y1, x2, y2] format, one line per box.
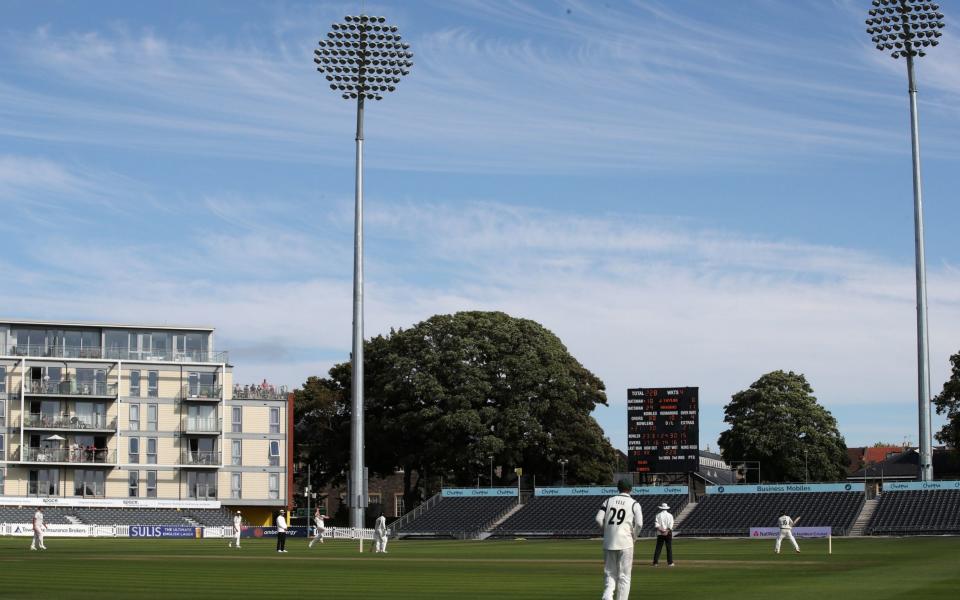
[231, 511, 242, 548]
[374, 512, 388, 553]
[30, 507, 46, 551]
[595, 479, 643, 600]
[308, 509, 325, 548]
[775, 512, 800, 554]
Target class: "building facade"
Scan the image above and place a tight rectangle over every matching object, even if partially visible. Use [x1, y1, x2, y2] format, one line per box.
[0, 320, 291, 524]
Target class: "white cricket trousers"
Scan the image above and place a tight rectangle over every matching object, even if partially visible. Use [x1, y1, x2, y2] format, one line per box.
[775, 529, 799, 552]
[309, 529, 324, 547]
[31, 529, 44, 550]
[374, 533, 388, 553]
[234, 528, 241, 547]
[602, 547, 634, 600]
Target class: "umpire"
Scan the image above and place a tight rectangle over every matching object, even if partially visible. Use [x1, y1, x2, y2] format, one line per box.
[651, 503, 675, 567]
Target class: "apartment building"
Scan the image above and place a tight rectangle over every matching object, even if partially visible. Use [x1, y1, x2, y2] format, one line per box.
[0, 320, 291, 524]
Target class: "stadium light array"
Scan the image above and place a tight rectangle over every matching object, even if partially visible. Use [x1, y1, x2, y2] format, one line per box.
[314, 15, 414, 528]
[864, 0, 945, 482]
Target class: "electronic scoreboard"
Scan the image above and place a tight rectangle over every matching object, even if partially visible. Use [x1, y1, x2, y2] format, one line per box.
[627, 387, 699, 473]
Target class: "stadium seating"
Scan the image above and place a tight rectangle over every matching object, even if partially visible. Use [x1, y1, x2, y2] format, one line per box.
[396, 496, 518, 538]
[0, 506, 235, 527]
[679, 491, 863, 536]
[0, 506, 75, 524]
[490, 494, 688, 538]
[867, 490, 960, 535]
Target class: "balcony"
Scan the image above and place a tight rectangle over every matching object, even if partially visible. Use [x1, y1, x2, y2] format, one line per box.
[19, 381, 118, 398]
[23, 412, 117, 431]
[231, 384, 291, 401]
[183, 417, 222, 434]
[180, 384, 222, 402]
[180, 450, 221, 467]
[4, 344, 229, 364]
[15, 447, 116, 465]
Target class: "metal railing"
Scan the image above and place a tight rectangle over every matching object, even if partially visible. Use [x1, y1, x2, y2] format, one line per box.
[181, 450, 221, 466]
[19, 381, 118, 397]
[183, 417, 222, 433]
[16, 447, 116, 464]
[4, 344, 228, 364]
[231, 385, 290, 400]
[23, 413, 116, 430]
[180, 385, 222, 401]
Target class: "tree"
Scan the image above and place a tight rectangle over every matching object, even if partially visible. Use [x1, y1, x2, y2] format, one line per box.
[718, 370, 849, 482]
[933, 351, 960, 450]
[295, 311, 617, 511]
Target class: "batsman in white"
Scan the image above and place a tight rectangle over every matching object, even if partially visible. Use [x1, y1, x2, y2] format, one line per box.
[308, 508, 325, 548]
[774, 511, 800, 554]
[595, 479, 643, 600]
[30, 506, 46, 551]
[231, 510, 242, 548]
[373, 512, 388, 553]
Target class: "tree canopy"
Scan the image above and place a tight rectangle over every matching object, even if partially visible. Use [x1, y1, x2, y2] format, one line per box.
[717, 370, 849, 482]
[295, 311, 617, 509]
[933, 351, 960, 450]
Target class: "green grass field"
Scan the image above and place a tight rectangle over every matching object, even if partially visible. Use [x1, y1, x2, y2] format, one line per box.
[1, 536, 958, 599]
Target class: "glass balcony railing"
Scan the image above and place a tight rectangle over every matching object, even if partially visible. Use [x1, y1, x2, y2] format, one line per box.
[17, 447, 116, 464]
[180, 450, 221, 466]
[19, 381, 118, 397]
[231, 385, 291, 401]
[24, 413, 116, 430]
[4, 344, 228, 364]
[183, 417, 221, 433]
[180, 384, 222, 400]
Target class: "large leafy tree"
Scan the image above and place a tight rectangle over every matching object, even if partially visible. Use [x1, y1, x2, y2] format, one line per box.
[933, 352, 960, 450]
[295, 311, 617, 509]
[718, 370, 849, 482]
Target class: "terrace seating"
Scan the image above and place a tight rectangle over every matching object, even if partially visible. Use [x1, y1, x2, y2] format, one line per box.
[490, 494, 688, 538]
[679, 491, 863, 536]
[0, 506, 76, 524]
[867, 489, 960, 535]
[396, 496, 517, 538]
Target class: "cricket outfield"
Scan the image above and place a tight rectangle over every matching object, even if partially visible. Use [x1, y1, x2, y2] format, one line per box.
[0, 536, 957, 599]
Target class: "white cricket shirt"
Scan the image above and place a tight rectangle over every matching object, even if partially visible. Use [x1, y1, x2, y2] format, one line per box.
[33, 511, 44, 530]
[655, 510, 674, 534]
[595, 493, 643, 550]
[277, 515, 287, 532]
[778, 515, 794, 530]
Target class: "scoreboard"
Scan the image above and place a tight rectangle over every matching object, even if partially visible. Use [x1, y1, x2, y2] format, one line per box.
[627, 387, 699, 474]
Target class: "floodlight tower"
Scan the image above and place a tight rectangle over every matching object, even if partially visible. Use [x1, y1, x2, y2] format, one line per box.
[314, 15, 413, 526]
[865, 0, 945, 481]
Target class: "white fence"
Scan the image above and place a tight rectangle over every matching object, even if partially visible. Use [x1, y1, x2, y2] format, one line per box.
[1, 524, 374, 539]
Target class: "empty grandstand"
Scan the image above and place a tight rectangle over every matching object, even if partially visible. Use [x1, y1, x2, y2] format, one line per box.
[679, 484, 864, 536]
[867, 482, 960, 535]
[396, 495, 518, 538]
[0, 506, 235, 527]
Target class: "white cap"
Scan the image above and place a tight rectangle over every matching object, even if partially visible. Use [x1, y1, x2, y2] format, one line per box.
[658, 503, 670, 510]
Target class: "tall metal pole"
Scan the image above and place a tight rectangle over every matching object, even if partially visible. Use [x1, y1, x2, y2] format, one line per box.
[906, 53, 933, 481]
[350, 94, 366, 527]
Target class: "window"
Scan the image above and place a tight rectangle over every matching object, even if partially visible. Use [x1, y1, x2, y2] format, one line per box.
[129, 404, 140, 431]
[146, 438, 157, 464]
[0, 434, 5, 458]
[269, 440, 280, 467]
[368, 493, 382, 506]
[231, 473, 242, 499]
[128, 437, 140, 464]
[0, 400, 5, 427]
[269, 407, 280, 434]
[0, 366, 5, 393]
[146, 471, 157, 498]
[231, 440, 242, 466]
[395, 494, 406, 517]
[129, 370, 140, 397]
[187, 471, 216, 499]
[147, 371, 158, 397]
[0, 468, 4, 495]
[147, 404, 158, 431]
[128, 471, 139, 497]
[268, 473, 279, 500]
[231, 407, 242, 433]
[29, 469, 59, 496]
[74, 470, 104, 497]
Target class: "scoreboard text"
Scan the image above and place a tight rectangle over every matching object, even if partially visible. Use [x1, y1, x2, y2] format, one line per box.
[627, 387, 699, 474]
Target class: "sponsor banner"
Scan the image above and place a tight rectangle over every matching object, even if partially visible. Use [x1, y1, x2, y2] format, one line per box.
[240, 526, 310, 539]
[749, 527, 832, 538]
[0, 496, 220, 509]
[441, 488, 519, 498]
[535, 486, 688, 497]
[707, 483, 857, 495]
[883, 480, 960, 492]
[129, 526, 203, 539]
[6, 523, 93, 537]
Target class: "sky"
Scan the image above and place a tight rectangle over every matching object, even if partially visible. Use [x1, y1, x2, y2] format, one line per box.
[1, 0, 958, 458]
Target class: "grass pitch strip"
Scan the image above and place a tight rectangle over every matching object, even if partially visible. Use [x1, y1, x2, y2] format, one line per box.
[0, 536, 958, 599]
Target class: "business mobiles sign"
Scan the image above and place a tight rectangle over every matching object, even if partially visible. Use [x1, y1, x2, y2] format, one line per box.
[707, 483, 856, 495]
[129, 526, 204, 539]
[535, 486, 689, 497]
[749, 527, 832, 538]
[884, 480, 960, 492]
[441, 488, 519, 498]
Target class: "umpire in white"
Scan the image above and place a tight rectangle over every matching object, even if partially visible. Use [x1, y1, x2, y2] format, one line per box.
[595, 479, 643, 600]
[651, 503, 675, 566]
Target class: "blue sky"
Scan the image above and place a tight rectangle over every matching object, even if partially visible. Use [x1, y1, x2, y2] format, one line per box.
[1, 0, 958, 458]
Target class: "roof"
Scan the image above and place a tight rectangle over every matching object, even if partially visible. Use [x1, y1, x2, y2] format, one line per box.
[863, 446, 905, 464]
[0, 318, 214, 332]
[848, 448, 960, 480]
